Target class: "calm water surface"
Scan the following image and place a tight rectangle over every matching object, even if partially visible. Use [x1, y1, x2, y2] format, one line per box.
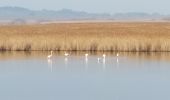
[0, 52, 170, 100]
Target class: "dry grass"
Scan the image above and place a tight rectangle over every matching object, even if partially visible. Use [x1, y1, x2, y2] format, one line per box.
[0, 22, 170, 52]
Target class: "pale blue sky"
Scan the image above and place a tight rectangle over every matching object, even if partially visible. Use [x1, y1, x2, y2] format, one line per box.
[0, 0, 169, 14]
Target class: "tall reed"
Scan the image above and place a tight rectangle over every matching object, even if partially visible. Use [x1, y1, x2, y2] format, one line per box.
[0, 22, 170, 52]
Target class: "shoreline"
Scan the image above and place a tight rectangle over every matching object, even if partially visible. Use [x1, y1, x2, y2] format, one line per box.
[1, 20, 170, 26]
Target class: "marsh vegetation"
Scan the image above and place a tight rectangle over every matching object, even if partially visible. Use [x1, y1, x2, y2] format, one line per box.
[0, 22, 170, 52]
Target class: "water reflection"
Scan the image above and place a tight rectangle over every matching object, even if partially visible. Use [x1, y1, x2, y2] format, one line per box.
[102, 62, 106, 70]
[102, 57, 106, 70]
[85, 56, 88, 64]
[116, 58, 119, 68]
[64, 57, 68, 70]
[47, 59, 53, 72]
[85, 57, 88, 70]
[0, 51, 170, 62]
[0, 51, 170, 100]
[97, 57, 100, 63]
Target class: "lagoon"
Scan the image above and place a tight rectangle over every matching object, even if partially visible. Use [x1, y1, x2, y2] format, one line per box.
[0, 52, 170, 100]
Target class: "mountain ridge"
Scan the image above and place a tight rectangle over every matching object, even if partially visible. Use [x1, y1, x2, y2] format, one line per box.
[0, 6, 169, 24]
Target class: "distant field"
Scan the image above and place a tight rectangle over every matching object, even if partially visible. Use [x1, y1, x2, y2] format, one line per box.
[0, 22, 170, 52]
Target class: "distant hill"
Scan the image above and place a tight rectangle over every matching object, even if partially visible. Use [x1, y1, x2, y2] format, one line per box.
[0, 6, 169, 24]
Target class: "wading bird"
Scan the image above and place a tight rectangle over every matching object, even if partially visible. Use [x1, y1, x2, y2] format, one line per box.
[103, 54, 106, 63]
[85, 53, 88, 64]
[103, 54, 106, 58]
[47, 51, 53, 59]
[64, 52, 69, 56]
[97, 54, 106, 63]
[117, 53, 119, 57]
[85, 53, 88, 58]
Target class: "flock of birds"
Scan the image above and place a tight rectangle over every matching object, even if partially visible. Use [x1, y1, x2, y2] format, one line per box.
[47, 51, 120, 72]
[47, 51, 119, 62]
[47, 51, 70, 59]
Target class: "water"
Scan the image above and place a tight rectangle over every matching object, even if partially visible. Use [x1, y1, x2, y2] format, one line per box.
[0, 51, 170, 100]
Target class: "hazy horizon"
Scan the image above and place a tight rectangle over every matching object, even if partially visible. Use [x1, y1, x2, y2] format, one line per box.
[0, 0, 169, 14]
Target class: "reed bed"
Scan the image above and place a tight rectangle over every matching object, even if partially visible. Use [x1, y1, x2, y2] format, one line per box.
[0, 22, 170, 52]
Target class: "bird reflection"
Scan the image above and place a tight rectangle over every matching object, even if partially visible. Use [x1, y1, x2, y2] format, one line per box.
[84, 54, 88, 69]
[85, 54, 88, 64]
[64, 57, 68, 69]
[85, 57, 88, 64]
[116, 58, 119, 63]
[102, 54, 106, 70]
[116, 53, 119, 68]
[116, 58, 119, 67]
[102, 59, 106, 70]
[97, 58, 101, 63]
[47, 59, 53, 72]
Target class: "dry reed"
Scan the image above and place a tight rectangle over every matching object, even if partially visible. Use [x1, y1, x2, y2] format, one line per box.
[0, 22, 170, 52]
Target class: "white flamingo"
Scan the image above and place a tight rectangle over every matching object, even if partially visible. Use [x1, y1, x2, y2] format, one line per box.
[97, 54, 106, 63]
[64, 52, 69, 56]
[116, 53, 119, 63]
[47, 51, 53, 59]
[85, 53, 88, 61]
[117, 53, 119, 57]
[85, 53, 88, 58]
[103, 54, 106, 62]
[103, 54, 106, 58]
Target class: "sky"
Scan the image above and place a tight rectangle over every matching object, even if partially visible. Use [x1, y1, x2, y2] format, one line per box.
[0, 0, 170, 14]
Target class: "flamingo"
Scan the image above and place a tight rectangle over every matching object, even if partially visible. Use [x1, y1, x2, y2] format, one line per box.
[97, 54, 106, 63]
[85, 53, 88, 64]
[64, 52, 69, 56]
[47, 51, 53, 59]
[85, 53, 88, 61]
[116, 53, 119, 63]
[85, 53, 88, 58]
[103, 54, 106, 58]
[117, 53, 119, 57]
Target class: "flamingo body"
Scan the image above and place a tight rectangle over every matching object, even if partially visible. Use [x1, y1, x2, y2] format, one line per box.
[85, 53, 88, 57]
[64, 52, 69, 56]
[117, 53, 119, 57]
[47, 51, 53, 59]
[103, 54, 106, 58]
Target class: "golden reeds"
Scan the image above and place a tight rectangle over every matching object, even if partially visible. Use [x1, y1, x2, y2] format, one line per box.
[0, 22, 170, 52]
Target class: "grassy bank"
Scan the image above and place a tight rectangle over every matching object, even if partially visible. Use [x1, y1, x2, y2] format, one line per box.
[0, 22, 170, 52]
